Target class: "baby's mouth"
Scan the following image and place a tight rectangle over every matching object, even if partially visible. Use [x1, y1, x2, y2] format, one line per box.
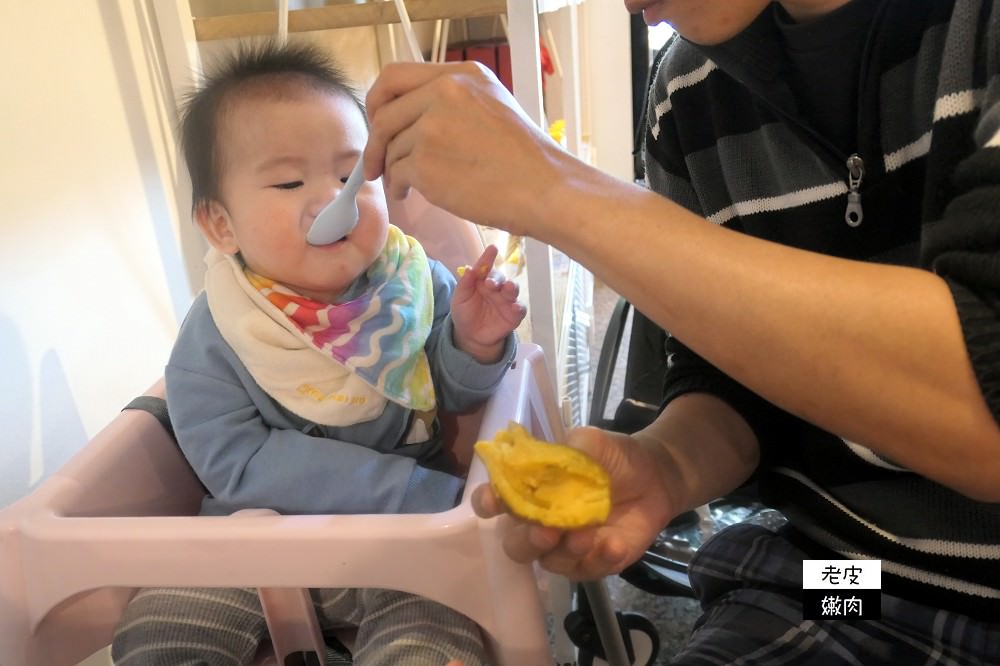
[311, 232, 349, 247]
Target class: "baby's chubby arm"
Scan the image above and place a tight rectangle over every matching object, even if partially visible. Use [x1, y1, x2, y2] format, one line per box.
[449, 244, 527, 363]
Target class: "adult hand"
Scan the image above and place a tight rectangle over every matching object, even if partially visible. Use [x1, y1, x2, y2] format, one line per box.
[365, 62, 569, 235]
[472, 426, 677, 580]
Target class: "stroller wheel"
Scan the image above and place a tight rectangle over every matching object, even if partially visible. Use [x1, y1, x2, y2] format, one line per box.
[577, 612, 660, 666]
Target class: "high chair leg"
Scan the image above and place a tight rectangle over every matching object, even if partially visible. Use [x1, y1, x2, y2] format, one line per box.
[580, 580, 630, 666]
[257, 587, 328, 663]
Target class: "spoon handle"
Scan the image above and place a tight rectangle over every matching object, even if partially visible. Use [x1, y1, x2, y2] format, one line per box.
[306, 156, 366, 245]
[342, 155, 365, 197]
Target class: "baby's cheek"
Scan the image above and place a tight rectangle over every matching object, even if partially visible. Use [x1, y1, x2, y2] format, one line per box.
[361, 212, 390, 250]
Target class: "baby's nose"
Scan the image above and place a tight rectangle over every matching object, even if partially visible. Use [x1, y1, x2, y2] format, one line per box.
[311, 181, 346, 217]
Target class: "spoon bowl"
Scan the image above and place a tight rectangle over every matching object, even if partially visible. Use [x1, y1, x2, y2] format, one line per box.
[306, 156, 365, 245]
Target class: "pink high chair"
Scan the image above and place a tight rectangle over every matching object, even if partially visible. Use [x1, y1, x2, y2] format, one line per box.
[0, 199, 569, 666]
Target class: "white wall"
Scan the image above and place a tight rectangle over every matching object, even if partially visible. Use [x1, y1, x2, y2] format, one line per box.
[580, 1, 634, 181]
[0, 2, 189, 507]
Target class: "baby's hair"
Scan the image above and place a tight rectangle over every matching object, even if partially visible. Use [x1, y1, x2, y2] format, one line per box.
[179, 40, 365, 213]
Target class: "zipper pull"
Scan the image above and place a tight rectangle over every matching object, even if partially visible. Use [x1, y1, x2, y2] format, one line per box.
[845, 153, 864, 227]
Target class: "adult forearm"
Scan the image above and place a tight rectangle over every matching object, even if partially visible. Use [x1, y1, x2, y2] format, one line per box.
[535, 165, 1000, 500]
[637, 393, 759, 514]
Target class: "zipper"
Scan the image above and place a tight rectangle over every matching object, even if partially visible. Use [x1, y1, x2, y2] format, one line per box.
[733, 2, 885, 230]
[845, 153, 864, 227]
[737, 83, 871, 230]
[841, 1, 883, 229]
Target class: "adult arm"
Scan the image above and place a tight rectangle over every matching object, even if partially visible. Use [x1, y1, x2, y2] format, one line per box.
[365, 62, 1000, 501]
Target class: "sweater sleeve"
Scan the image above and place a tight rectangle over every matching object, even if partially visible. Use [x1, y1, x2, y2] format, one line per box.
[642, 38, 706, 217]
[661, 333, 798, 467]
[921, 7, 1000, 423]
[644, 42, 796, 463]
[922, 127, 1000, 424]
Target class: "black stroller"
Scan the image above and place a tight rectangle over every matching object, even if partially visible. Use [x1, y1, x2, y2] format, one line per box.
[564, 298, 785, 666]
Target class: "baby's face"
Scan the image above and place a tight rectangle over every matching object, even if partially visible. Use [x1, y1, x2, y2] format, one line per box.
[212, 86, 388, 303]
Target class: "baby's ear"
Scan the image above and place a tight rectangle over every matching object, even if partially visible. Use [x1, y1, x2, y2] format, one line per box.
[195, 200, 240, 254]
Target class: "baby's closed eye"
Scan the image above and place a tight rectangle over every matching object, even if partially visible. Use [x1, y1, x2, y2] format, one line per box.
[273, 180, 304, 190]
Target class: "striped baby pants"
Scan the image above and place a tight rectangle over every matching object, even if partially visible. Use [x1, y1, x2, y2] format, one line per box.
[111, 586, 488, 665]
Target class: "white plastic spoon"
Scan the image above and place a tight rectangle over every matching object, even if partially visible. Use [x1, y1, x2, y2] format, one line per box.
[306, 156, 365, 245]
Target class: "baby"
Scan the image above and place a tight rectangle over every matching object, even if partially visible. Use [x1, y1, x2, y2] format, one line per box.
[111, 41, 525, 666]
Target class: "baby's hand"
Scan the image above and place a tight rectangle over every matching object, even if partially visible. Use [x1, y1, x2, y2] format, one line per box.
[451, 245, 526, 363]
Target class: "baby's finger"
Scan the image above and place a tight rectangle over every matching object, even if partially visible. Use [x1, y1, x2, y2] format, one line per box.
[499, 279, 520, 300]
[508, 302, 528, 323]
[483, 269, 507, 290]
[458, 246, 497, 281]
[473, 245, 499, 274]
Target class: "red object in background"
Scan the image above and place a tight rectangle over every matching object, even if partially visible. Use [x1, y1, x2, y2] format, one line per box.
[496, 43, 512, 93]
[465, 43, 498, 74]
[539, 39, 554, 91]
[443, 41, 514, 93]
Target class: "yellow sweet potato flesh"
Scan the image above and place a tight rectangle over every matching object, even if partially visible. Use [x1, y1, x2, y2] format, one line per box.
[474, 422, 611, 528]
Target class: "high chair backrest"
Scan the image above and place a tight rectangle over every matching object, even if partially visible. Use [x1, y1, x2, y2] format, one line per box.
[390, 192, 485, 279]
[0, 205, 565, 666]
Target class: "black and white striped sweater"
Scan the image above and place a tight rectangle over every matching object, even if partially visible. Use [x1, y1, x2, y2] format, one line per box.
[644, 0, 1000, 619]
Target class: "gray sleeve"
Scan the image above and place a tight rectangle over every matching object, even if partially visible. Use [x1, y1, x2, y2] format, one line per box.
[921, 19, 1000, 425]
